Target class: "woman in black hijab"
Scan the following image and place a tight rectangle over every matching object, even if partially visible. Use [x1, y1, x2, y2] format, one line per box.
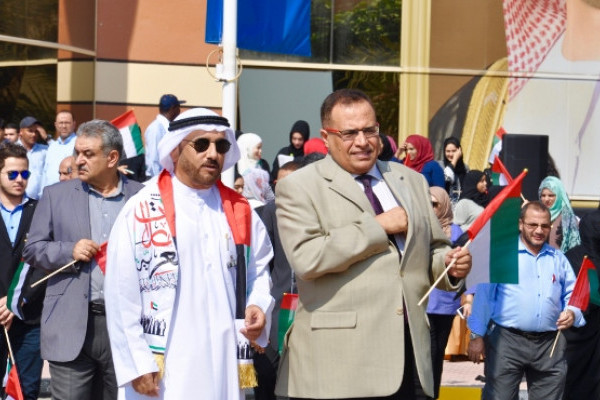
[441, 137, 468, 204]
[459, 170, 490, 207]
[564, 209, 600, 400]
[271, 120, 310, 182]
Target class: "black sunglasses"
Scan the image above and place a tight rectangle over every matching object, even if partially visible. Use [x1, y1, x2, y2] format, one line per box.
[5, 170, 31, 180]
[184, 138, 231, 154]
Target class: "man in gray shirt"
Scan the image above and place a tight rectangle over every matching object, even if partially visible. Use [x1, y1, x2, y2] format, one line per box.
[23, 120, 143, 400]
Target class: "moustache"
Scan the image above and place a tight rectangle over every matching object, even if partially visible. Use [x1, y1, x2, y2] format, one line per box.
[202, 160, 219, 168]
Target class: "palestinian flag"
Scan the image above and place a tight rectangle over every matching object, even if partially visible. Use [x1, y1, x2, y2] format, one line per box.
[6, 261, 30, 321]
[569, 257, 600, 311]
[278, 293, 298, 354]
[466, 170, 527, 287]
[111, 110, 144, 158]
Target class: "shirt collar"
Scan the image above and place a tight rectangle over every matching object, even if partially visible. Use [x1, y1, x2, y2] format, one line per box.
[351, 164, 383, 181]
[57, 133, 76, 145]
[84, 175, 125, 199]
[518, 236, 555, 257]
[0, 195, 30, 212]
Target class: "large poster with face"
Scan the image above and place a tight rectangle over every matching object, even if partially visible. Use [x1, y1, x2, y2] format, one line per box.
[429, 0, 600, 200]
[501, 0, 600, 198]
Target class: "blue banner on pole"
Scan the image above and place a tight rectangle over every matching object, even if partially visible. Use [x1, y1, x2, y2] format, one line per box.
[205, 0, 311, 57]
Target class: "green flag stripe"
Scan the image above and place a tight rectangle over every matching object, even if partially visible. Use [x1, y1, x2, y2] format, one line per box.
[278, 308, 296, 354]
[490, 197, 521, 284]
[130, 123, 144, 155]
[7, 261, 28, 319]
[588, 268, 600, 306]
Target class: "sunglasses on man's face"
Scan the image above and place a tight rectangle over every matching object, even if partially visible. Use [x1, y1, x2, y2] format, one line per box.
[184, 138, 231, 154]
[4, 170, 31, 180]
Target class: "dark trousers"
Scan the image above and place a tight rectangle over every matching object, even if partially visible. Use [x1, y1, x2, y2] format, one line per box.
[291, 324, 429, 400]
[483, 324, 566, 400]
[48, 313, 117, 400]
[0, 319, 43, 400]
[428, 313, 455, 399]
[253, 347, 279, 400]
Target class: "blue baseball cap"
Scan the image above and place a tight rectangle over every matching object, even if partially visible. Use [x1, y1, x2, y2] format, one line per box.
[20, 116, 41, 129]
[159, 94, 186, 112]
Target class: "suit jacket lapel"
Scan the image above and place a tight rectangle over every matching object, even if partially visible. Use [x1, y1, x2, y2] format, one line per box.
[0, 209, 12, 249]
[13, 199, 36, 248]
[317, 156, 373, 214]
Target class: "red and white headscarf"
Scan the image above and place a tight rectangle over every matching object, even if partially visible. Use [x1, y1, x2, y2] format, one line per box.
[503, 0, 567, 98]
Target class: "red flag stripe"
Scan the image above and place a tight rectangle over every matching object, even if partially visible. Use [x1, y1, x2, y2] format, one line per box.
[569, 257, 596, 311]
[492, 155, 514, 184]
[110, 109, 137, 128]
[280, 293, 299, 310]
[5, 365, 24, 400]
[94, 241, 108, 274]
[467, 170, 527, 240]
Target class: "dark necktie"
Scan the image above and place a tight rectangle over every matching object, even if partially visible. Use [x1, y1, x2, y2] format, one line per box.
[357, 174, 400, 250]
[357, 175, 407, 320]
[356, 175, 384, 215]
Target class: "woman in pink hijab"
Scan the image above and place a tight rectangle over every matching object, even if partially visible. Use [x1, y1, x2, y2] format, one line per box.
[397, 134, 445, 187]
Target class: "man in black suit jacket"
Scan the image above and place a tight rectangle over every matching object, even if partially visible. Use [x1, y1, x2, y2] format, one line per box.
[0, 142, 46, 400]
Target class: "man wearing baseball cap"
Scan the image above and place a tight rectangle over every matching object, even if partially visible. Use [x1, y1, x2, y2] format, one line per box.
[18, 116, 47, 199]
[144, 94, 185, 178]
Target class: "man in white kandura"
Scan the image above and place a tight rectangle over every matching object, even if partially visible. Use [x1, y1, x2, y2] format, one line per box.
[104, 108, 274, 399]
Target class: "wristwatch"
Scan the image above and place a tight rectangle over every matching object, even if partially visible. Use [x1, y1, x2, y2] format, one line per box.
[470, 332, 482, 340]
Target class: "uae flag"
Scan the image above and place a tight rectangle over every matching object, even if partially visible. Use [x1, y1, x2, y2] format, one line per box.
[466, 170, 527, 287]
[569, 257, 600, 311]
[111, 110, 144, 158]
[6, 260, 29, 320]
[4, 362, 24, 400]
[491, 155, 513, 186]
[277, 293, 298, 354]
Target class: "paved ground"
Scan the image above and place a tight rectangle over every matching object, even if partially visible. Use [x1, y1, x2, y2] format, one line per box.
[39, 358, 530, 399]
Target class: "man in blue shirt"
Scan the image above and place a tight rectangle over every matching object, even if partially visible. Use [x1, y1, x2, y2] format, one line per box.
[467, 200, 585, 400]
[39, 111, 77, 196]
[0, 142, 45, 399]
[144, 94, 184, 177]
[17, 117, 47, 200]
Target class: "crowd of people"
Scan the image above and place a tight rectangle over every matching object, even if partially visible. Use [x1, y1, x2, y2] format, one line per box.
[0, 88, 596, 400]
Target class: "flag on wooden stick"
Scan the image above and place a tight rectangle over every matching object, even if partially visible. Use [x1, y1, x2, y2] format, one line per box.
[466, 170, 527, 287]
[569, 256, 600, 311]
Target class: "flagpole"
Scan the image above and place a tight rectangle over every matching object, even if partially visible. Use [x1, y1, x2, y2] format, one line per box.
[418, 239, 472, 306]
[3, 326, 15, 366]
[219, 0, 238, 188]
[549, 330, 561, 358]
[30, 260, 78, 288]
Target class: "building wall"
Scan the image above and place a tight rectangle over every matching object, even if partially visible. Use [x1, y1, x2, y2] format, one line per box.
[57, 0, 224, 131]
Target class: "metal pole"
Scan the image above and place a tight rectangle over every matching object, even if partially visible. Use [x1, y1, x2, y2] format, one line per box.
[220, 0, 237, 188]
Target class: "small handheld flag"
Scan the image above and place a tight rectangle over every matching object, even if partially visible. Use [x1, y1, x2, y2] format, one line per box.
[111, 110, 144, 159]
[569, 256, 600, 311]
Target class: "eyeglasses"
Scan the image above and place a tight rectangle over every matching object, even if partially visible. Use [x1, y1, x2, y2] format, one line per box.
[183, 138, 231, 154]
[522, 222, 552, 230]
[4, 170, 31, 180]
[324, 124, 379, 142]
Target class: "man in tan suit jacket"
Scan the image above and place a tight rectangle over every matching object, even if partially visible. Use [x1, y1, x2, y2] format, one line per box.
[275, 89, 472, 399]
